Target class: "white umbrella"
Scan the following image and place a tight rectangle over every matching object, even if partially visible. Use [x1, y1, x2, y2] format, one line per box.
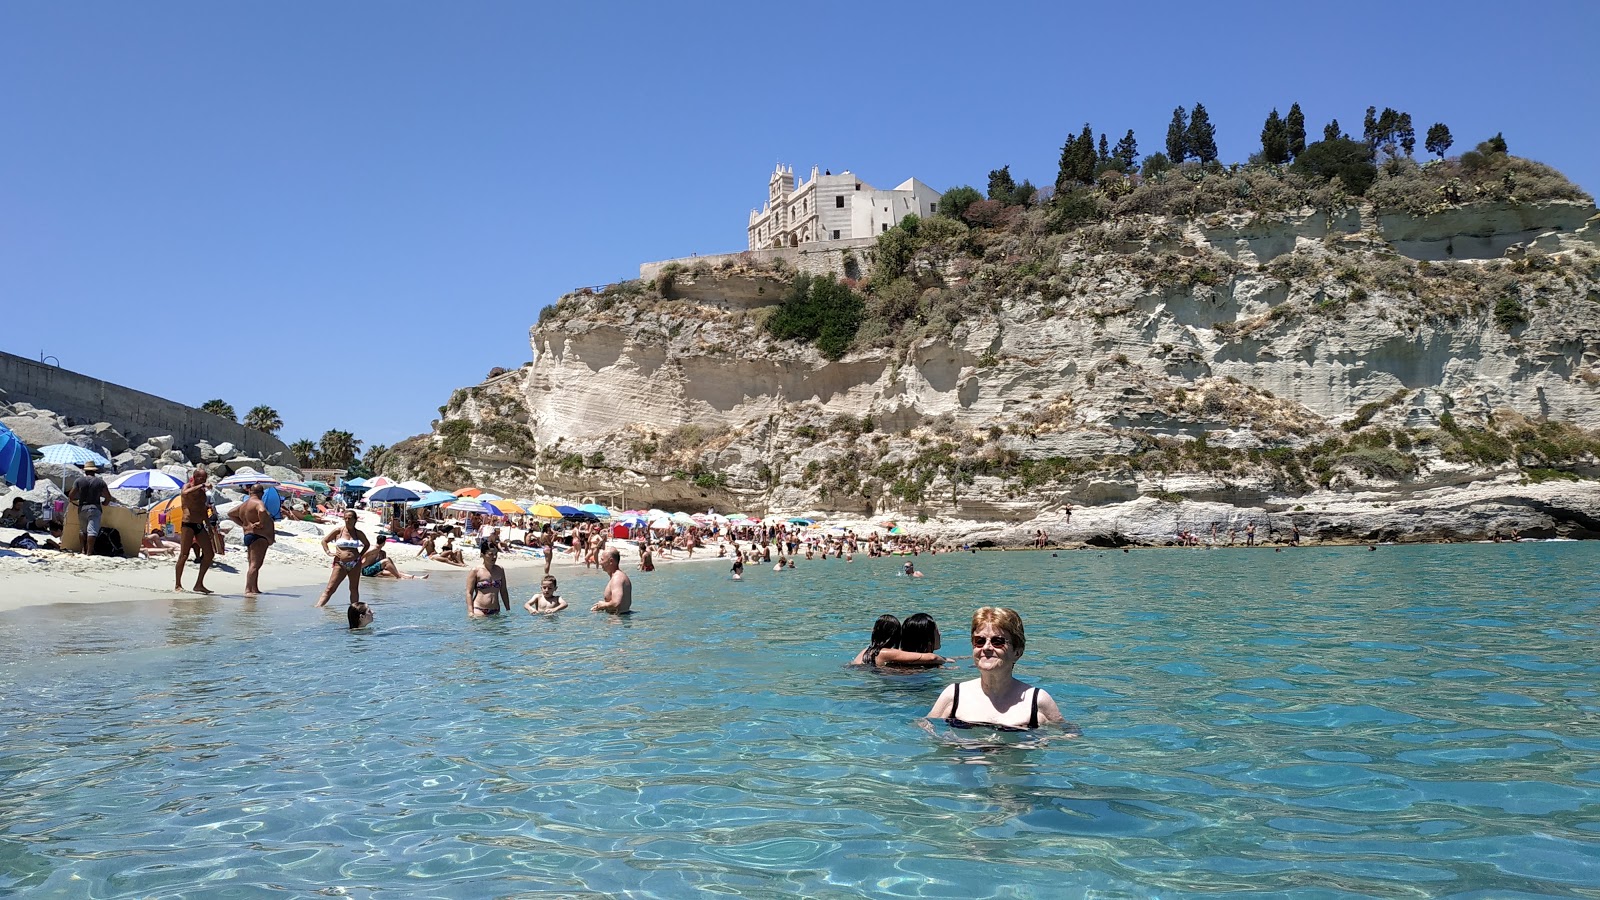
[107, 470, 185, 491]
[398, 480, 433, 494]
[217, 471, 280, 488]
[671, 511, 696, 525]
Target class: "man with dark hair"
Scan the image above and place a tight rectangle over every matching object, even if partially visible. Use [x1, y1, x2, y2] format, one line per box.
[69, 460, 114, 555]
[175, 466, 215, 593]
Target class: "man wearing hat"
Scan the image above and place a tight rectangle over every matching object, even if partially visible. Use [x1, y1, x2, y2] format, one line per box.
[69, 461, 114, 556]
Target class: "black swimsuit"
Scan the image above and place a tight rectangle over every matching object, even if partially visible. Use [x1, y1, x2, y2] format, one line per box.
[945, 682, 1040, 732]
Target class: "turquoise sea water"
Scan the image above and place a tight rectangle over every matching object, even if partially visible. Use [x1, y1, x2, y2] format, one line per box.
[2, 544, 1599, 898]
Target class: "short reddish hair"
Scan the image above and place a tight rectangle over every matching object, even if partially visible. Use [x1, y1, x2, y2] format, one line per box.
[971, 606, 1025, 653]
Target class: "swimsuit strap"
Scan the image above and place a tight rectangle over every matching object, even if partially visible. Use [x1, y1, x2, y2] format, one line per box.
[1029, 687, 1039, 730]
[950, 681, 960, 718]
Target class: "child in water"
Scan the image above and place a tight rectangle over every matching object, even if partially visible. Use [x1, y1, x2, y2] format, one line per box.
[731, 556, 744, 580]
[524, 575, 569, 614]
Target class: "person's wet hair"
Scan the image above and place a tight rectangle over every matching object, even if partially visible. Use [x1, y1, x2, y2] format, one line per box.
[868, 614, 901, 651]
[347, 601, 370, 629]
[900, 612, 941, 653]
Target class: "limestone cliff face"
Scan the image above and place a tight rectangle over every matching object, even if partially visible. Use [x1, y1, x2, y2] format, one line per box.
[389, 199, 1600, 543]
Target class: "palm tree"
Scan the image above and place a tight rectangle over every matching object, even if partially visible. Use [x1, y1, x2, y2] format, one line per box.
[318, 430, 362, 469]
[363, 443, 389, 470]
[243, 405, 283, 435]
[200, 399, 237, 421]
[287, 439, 318, 467]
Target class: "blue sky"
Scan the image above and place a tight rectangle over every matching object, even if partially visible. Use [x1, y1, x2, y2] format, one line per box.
[4, 1, 1596, 449]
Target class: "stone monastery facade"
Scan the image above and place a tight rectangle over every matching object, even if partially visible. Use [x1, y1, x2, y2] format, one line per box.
[747, 164, 941, 251]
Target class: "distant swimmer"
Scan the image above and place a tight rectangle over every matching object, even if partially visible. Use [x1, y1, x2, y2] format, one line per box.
[347, 599, 373, 629]
[731, 556, 744, 580]
[902, 560, 924, 578]
[592, 548, 633, 614]
[926, 607, 1069, 732]
[524, 574, 569, 614]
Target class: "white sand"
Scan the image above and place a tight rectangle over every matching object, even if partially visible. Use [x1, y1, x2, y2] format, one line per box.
[0, 510, 722, 614]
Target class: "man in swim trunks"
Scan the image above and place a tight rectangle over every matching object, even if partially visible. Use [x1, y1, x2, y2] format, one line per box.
[228, 483, 274, 596]
[69, 461, 114, 555]
[174, 466, 215, 593]
[360, 534, 425, 579]
[591, 547, 632, 614]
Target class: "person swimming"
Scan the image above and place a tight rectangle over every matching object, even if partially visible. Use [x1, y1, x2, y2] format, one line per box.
[926, 607, 1068, 732]
[851, 613, 949, 668]
[347, 600, 373, 629]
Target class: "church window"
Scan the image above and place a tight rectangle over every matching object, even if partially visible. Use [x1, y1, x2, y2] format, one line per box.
[832, 230, 840, 239]
[836, 196, 845, 208]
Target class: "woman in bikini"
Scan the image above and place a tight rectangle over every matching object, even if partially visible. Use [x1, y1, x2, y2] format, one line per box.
[316, 511, 371, 608]
[925, 607, 1067, 731]
[465, 546, 510, 617]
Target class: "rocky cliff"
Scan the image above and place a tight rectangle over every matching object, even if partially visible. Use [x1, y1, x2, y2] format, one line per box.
[386, 187, 1600, 545]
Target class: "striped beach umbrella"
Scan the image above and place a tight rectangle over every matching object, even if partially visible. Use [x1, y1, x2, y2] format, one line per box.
[36, 443, 111, 468]
[447, 497, 506, 517]
[217, 471, 280, 488]
[107, 469, 185, 491]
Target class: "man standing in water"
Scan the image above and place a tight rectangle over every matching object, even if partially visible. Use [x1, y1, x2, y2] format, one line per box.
[591, 547, 633, 614]
[228, 483, 274, 596]
[175, 467, 215, 593]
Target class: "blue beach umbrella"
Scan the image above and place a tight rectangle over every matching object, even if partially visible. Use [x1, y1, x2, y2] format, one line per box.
[408, 490, 457, 509]
[0, 422, 37, 490]
[367, 485, 420, 503]
[580, 503, 611, 517]
[37, 443, 112, 468]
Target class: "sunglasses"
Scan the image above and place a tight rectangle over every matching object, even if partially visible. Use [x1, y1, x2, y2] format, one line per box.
[971, 634, 1010, 649]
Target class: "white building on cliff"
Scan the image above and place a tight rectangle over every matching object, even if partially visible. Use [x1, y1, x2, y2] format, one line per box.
[748, 164, 941, 251]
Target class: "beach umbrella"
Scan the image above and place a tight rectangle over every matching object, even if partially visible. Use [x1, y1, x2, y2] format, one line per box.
[580, 503, 610, 517]
[409, 490, 457, 509]
[454, 487, 483, 497]
[528, 503, 562, 518]
[367, 485, 420, 503]
[37, 443, 111, 468]
[107, 469, 185, 491]
[488, 498, 526, 515]
[727, 513, 749, 521]
[366, 476, 395, 490]
[274, 481, 317, 497]
[343, 477, 368, 488]
[671, 511, 696, 525]
[555, 505, 598, 522]
[0, 422, 38, 490]
[616, 514, 647, 527]
[478, 493, 503, 502]
[706, 513, 730, 525]
[447, 497, 505, 516]
[303, 480, 331, 494]
[398, 480, 433, 494]
[649, 516, 674, 530]
[216, 464, 278, 486]
[788, 517, 814, 526]
[218, 471, 280, 488]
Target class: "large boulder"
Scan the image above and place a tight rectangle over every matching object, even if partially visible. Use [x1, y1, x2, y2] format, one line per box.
[160, 464, 193, 482]
[113, 449, 156, 471]
[146, 435, 175, 454]
[188, 441, 219, 464]
[1, 415, 68, 450]
[161, 450, 188, 465]
[35, 462, 85, 487]
[226, 456, 265, 474]
[89, 423, 130, 455]
[213, 442, 237, 460]
[264, 465, 301, 483]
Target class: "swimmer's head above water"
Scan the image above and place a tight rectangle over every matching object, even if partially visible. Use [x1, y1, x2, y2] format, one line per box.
[348, 601, 373, 629]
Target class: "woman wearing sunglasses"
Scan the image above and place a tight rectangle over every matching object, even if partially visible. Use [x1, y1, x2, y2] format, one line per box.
[926, 606, 1066, 731]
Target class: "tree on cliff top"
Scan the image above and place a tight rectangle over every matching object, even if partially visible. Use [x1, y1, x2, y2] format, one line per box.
[288, 439, 318, 467]
[1425, 123, 1454, 159]
[1285, 103, 1306, 160]
[201, 399, 236, 421]
[1260, 108, 1290, 165]
[1165, 106, 1189, 162]
[1292, 137, 1379, 195]
[1186, 103, 1218, 163]
[318, 430, 362, 470]
[244, 405, 282, 435]
[766, 272, 864, 361]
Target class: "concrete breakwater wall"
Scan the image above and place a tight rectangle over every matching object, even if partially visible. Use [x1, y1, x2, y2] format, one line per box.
[0, 351, 289, 460]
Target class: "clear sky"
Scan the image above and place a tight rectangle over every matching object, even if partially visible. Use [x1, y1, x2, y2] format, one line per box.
[4, 1, 1596, 450]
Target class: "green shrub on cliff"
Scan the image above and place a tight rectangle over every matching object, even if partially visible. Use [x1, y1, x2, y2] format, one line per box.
[766, 273, 864, 360]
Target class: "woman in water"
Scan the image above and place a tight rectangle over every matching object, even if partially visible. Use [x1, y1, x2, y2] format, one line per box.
[466, 546, 510, 617]
[926, 607, 1066, 730]
[316, 511, 371, 607]
[851, 614, 949, 668]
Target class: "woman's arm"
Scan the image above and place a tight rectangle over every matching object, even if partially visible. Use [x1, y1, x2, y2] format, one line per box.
[321, 530, 336, 555]
[1036, 689, 1067, 727]
[875, 648, 948, 666]
[465, 568, 478, 613]
[926, 684, 956, 719]
[496, 568, 510, 611]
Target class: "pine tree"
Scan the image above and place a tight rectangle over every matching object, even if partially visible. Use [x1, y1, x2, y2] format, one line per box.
[987, 165, 1017, 201]
[1285, 102, 1306, 160]
[1376, 108, 1399, 151]
[1113, 129, 1139, 171]
[1260, 108, 1289, 164]
[1396, 112, 1416, 156]
[1362, 106, 1379, 148]
[1097, 133, 1111, 165]
[1324, 119, 1343, 142]
[1186, 103, 1218, 163]
[1075, 123, 1096, 183]
[1488, 132, 1508, 153]
[1056, 124, 1098, 189]
[1166, 106, 1189, 162]
[1425, 123, 1454, 159]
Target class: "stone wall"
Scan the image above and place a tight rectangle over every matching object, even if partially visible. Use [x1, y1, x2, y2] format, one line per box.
[0, 351, 290, 459]
[639, 237, 878, 282]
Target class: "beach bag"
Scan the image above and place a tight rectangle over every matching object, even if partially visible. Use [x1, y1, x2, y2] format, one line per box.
[95, 527, 124, 557]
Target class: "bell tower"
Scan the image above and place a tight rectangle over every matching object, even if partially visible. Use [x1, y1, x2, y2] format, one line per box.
[768, 163, 795, 205]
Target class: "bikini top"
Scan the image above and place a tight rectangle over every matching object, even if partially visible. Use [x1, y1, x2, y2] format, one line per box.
[946, 682, 1040, 732]
[475, 576, 502, 592]
[335, 538, 362, 551]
